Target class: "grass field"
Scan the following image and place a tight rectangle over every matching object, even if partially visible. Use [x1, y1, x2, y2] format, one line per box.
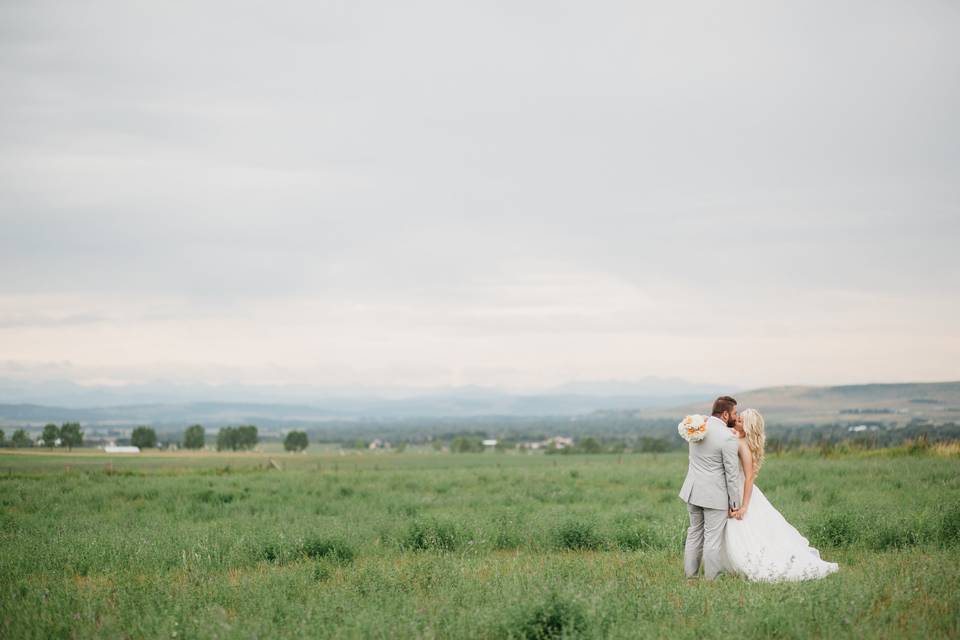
[1, 448, 958, 639]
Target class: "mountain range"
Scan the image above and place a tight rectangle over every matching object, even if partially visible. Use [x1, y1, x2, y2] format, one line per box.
[0, 379, 956, 429]
[0, 377, 732, 427]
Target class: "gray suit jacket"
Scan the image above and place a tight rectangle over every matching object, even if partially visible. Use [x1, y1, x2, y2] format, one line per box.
[678, 415, 742, 511]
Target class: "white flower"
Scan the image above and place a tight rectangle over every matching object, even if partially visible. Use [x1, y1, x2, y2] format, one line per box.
[678, 414, 709, 443]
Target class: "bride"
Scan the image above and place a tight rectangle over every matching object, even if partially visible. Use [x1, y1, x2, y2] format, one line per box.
[720, 408, 839, 582]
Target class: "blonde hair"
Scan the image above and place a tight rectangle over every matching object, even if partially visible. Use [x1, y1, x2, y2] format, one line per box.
[741, 408, 766, 476]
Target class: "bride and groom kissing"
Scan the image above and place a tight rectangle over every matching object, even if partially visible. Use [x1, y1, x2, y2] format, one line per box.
[679, 396, 839, 582]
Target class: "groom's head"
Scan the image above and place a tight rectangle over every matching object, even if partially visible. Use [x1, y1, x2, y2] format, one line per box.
[711, 396, 738, 428]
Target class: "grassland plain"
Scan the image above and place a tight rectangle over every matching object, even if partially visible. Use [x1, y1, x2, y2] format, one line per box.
[1, 449, 958, 639]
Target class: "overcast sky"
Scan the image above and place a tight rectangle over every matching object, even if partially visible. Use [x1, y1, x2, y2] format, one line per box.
[1, 0, 957, 391]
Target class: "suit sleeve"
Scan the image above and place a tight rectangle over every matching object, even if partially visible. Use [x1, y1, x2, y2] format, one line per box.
[721, 435, 742, 510]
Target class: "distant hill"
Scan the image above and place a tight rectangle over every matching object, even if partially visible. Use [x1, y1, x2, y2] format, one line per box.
[0, 376, 732, 426]
[0, 392, 726, 429]
[2, 381, 956, 430]
[648, 382, 960, 426]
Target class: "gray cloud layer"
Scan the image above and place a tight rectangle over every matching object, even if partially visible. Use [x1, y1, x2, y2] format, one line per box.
[1, 0, 958, 389]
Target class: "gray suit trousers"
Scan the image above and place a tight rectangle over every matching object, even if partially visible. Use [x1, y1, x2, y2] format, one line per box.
[684, 502, 727, 579]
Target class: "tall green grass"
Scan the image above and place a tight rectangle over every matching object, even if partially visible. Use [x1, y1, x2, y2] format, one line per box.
[0, 450, 958, 638]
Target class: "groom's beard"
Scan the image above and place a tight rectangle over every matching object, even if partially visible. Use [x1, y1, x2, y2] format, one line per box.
[727, 418, 736, 428]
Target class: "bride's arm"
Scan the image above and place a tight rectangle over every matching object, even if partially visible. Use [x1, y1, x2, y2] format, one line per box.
[734, 440, 754, 520]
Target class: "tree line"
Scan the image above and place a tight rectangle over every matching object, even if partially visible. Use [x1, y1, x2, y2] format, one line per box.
[0, 423, 309, 453]
[0, 423, 84, 450]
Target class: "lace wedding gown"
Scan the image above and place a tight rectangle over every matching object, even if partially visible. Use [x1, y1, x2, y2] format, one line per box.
[721, 469, 839, 582]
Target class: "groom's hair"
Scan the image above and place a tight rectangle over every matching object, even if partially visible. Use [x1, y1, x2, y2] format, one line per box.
[711, 396, 737, 417]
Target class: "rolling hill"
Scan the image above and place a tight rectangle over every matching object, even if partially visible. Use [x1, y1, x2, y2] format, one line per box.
[649, 381, 960, 426]
[1, 381, 956, 430]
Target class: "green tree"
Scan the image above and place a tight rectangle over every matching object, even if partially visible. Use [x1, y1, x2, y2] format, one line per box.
[131, 426, 157, 449]
[217, 425, 258, 451]
[0, 428, 4, 445]
[11, 429, 32, 448]
[451, 436, 482, 453]
[237, 425, 258, 450]
[41, 423, 60, 448]
[183, 424, 205, 450]
[578, 437, 603, 454]
[59, 422, 83, 451]
[216, 426, 237, 451]
[283, 430, 308, 452]
[639, 437, 671, 453]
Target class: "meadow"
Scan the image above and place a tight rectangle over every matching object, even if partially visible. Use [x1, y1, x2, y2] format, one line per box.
[1, 448, 958, 639]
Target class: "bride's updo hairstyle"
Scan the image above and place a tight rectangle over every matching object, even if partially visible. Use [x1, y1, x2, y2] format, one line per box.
[741, 408, 766, 475]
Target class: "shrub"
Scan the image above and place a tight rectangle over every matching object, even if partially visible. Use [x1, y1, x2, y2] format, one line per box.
[402, 518, 461, 552]
[939, 504, 960, 546]
[907, 434, 931, 455]
[302, 537, 354, 563]
[639, 437, 672, 453]
[494, 528, 521, 550]
[195, 489, 234, 504]
[260, 542, 292, 563]
[313, 562, 332, 582]
[451, 436, 483, 453]
[614, 522, 663, 551]
[577, 437, 602, 454]
[553, 519, 605, 551]
[493, 516, 522, 550]
[818, 439, 835, 457]
[869, 525, 918, 550]
[809, 513, 858, 547]
[511, 591, 588, 639]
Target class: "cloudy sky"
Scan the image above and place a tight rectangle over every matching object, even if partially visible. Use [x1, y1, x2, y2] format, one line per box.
[1, 0, 957, 392]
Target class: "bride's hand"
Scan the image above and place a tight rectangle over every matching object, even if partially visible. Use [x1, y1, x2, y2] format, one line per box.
[733, 505, 748, 520]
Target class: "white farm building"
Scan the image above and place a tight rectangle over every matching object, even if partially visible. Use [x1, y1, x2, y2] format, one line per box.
[103, 445, 140, 453]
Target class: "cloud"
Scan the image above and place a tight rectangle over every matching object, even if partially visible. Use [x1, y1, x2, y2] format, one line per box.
[0, 0, 957, 388]
[0, 312, 108, 329]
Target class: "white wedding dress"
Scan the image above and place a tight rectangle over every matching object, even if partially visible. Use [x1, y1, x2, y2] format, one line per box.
[721, 462, 839, 582]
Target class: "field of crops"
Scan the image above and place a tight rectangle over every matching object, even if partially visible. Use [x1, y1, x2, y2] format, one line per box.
[1, 448, 958, 639]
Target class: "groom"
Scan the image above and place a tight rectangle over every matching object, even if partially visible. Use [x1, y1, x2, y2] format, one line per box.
[678, 395, 743, 580]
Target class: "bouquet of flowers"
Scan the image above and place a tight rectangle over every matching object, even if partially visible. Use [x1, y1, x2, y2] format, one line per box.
[678, 414, 709, 443]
